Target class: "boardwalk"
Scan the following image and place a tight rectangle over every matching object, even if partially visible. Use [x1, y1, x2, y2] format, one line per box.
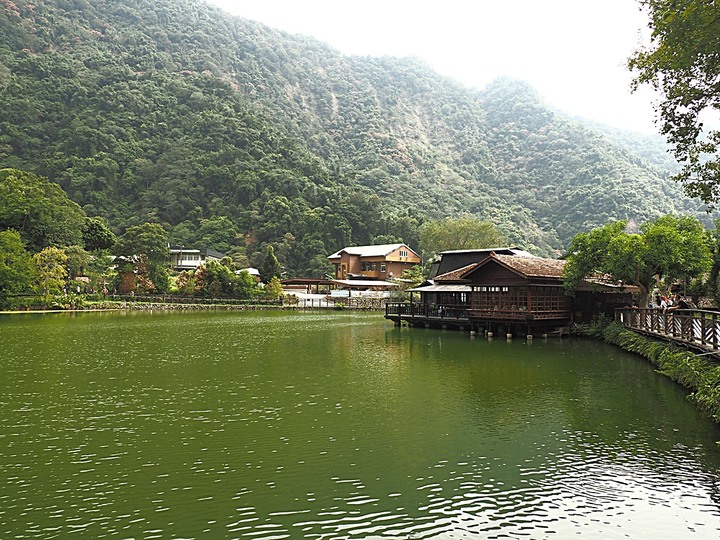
[616, 307, 720, 356]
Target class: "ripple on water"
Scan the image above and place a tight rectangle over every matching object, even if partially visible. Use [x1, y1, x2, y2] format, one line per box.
[3, 313, 720, 539]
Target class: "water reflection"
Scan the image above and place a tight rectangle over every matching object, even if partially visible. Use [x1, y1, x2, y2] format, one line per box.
[1, 311, 720, 538]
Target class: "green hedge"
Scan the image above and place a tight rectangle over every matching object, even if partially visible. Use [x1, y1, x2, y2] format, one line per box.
[575, 320, 720, 423]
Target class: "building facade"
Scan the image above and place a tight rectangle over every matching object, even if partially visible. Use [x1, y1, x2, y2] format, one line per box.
[328, 243, 421, 281]
[169, 247, 226, 271]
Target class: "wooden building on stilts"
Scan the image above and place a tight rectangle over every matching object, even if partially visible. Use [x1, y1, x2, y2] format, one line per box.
[386, 251, 634, 337]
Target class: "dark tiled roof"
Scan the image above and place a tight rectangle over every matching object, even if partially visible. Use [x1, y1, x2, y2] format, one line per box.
[434, 263, 477, 282]
[492, 254, 566, 277]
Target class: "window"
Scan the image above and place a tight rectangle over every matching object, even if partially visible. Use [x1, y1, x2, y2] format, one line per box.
[380, 264, 386, 273]
[399, 250, 408, 257]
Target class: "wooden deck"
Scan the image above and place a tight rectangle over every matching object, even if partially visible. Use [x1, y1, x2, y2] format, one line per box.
[616, 307, 720, 356]
[385, 302, 571, 333]
[469, 309, 570, 321]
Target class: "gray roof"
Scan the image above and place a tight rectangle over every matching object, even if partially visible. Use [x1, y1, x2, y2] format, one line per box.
[331, 279, 399, 288]
[328, 243, 417, 259]
[438, 247, 534, 257]
[407, 283, 472, 293]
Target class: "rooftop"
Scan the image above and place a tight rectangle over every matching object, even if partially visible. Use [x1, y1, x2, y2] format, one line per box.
[327, 243, 417, 259]
[478, 253, 567, 278]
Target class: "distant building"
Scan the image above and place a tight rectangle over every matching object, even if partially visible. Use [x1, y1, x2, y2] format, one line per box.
[236, 267, 262, 282]
[169, 246, 225, 271]
[327, 243, 421, 281]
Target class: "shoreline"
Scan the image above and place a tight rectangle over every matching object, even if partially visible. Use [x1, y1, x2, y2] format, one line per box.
[0, 302, 384, 315]
[575, 320, 720, 425]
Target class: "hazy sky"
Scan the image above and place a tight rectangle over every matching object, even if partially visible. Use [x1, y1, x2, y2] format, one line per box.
[206, 0, 658, 134]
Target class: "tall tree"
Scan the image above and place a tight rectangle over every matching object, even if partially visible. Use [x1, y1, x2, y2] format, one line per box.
[419, 216, 506, 258]
[0, 229, 32, 306]
[260, 245, 282, 282]
[628, 0, 720, 206]
[32, 247, 68, 305]
[114, 223, 170, 293]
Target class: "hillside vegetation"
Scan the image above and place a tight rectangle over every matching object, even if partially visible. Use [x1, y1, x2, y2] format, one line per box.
[0, 0, 709, 276]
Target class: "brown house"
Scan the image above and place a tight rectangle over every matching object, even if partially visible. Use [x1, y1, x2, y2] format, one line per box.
[328, 243, 421, 281]
[387, 252, 635, 336]
[464, 254, 570, 326]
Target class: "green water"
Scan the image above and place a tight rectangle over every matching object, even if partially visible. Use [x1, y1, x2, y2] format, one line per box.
[1, 310, 720, 539]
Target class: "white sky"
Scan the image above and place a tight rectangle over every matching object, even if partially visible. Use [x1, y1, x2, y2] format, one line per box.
[207, 0, 658, 134]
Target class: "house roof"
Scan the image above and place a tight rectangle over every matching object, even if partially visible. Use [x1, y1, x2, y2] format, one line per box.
[461, 253, 566, 280]
[407, 283, 472, 293]
[169, 246, 226, 259]
[429, 247, 536, 278]
[433, 263, 477, 282]
[439, 247, 534, 257]
[327, 243, 417, 259]
[331, 279, 399, 288]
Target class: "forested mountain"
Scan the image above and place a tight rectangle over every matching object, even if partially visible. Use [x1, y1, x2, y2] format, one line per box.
[0, 0, 709, 276]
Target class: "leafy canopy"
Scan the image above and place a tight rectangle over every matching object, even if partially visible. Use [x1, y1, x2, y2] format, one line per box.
[82, 217, 116, 252]
[114, 223, 171, 293]
[32, 246, 68, 303]
[563, 215, 711, 305]
[0, 168, 86, 251]
[628, 0, 720, 207]
[261, 245, 282, 282]
[419, 216, 506, 258]
[0, 229, 32, 302]
[114, 223, 170, 265]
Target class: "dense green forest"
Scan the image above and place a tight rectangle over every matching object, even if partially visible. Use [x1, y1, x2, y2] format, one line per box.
[0, 0, 711, 276]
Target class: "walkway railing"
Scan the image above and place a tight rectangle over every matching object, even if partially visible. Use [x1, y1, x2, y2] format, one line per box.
[616, 307, 720, 353]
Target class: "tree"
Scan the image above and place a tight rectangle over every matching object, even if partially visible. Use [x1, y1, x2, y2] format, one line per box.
[64, 245, 91, 280]
[0, 168, 86, 251]
[264, 276, 283, 301]
[195, 259, 234, 297]
[260, 245, 282, 282]
[82, 217, 116, 251]
[196, 215, 238, 254]
[114, 223, 170, 293]
[234, 269, 260, 299]
[419, 216, 506, 257]
[0, 229, 32, 306]
[32, 247, 68, 304]
[628, 1, 720, 207]
[563, 216, 712, 306]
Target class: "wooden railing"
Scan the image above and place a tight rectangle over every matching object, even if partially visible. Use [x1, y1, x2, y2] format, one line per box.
[616, 307, 720, 353]
[385, 302, 469, 320]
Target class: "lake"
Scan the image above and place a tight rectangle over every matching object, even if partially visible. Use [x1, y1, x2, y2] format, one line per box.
[2, 310, 720, 539]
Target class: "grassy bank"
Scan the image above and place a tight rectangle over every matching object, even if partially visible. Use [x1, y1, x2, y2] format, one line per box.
[574, 318, 720, 424]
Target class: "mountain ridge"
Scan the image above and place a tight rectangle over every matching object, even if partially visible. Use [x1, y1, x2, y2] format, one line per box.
[0, 0, 709, 275]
